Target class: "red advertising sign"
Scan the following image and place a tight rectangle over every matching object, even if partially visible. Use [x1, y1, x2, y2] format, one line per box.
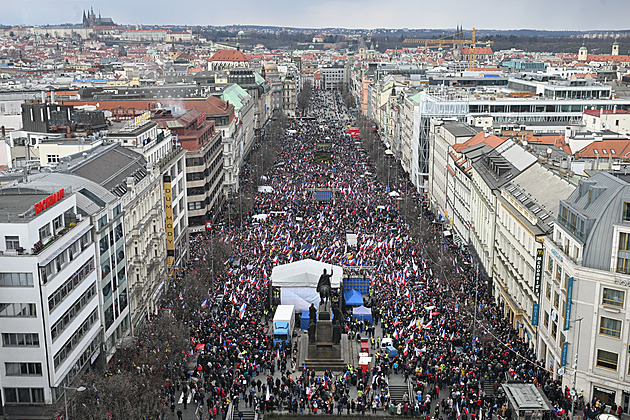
[205, 221, 212, 230]
[34, 189, 65, 215]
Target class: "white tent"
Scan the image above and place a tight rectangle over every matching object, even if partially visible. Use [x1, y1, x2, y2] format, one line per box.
[271, 259, 343, 288]
[258, 186, 274, 193]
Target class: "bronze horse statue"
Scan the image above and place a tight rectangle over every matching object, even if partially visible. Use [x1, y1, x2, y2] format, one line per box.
[317, 268, 332, 310]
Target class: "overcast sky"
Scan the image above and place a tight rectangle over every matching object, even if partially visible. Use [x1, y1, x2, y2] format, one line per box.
[4, 0, 629, 30]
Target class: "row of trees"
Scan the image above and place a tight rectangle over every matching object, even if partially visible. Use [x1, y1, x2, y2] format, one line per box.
[356, 111, 486, 352]
[297, 80, 313, 115]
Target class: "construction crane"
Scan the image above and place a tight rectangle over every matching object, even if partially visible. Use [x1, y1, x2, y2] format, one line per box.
[403, 28, 494, 67]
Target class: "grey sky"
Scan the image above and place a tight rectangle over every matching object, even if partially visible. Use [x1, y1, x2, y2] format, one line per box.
[4, 0, 629, 30]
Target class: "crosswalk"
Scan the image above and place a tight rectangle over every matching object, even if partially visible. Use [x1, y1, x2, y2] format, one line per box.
[178, 391, 193, 405]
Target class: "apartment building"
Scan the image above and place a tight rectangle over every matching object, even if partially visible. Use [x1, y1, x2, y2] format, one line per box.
[541, 172, 630, 412]
[0, 172, 122, 417]
[154, 110, 223, 232]
[428, 119, 479, 220]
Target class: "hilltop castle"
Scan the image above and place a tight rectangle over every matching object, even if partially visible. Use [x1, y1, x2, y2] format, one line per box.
[82, 7, 116, 28]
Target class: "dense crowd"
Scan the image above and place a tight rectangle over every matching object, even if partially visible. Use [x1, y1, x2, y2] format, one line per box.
[158, 90, 607, 420]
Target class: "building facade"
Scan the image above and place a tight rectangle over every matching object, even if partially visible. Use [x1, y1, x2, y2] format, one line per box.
[0, 185, 99, 417]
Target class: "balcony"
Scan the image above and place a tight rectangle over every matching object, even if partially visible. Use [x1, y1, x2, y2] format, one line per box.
[31, 222, 80, 255]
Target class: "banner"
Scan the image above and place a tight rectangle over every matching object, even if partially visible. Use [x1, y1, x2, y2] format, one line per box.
[564, 277, 573, 330]
[561, 342, 568, 366]
[163, 175, 175, 268]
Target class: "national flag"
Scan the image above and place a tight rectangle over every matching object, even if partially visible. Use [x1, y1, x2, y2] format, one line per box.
[456, 403, 460, 418]
[239, 303, 247, 319]
[323, 375, 329, 387]
[423, 320, 433, 329]
[201, 299, 208, 309]
[343, 371, 350, 382]
[403, 344, 409, 356]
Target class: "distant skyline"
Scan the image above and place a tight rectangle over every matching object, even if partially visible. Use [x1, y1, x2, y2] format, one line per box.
[3, 0, 630, 31]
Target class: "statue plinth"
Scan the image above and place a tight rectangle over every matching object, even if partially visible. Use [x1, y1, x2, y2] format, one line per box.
[307, 308, 341, 359]
[318, 308, 331, 321]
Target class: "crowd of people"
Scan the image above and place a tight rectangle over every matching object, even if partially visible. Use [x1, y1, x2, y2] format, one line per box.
[159, 89, 599, 420]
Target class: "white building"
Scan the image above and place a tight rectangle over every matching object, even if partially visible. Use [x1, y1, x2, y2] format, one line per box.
[428, 119, 479, 221]
[0, 179, 100, 416]
[541, 172, 630, 412]
[493, 162, 574, 349]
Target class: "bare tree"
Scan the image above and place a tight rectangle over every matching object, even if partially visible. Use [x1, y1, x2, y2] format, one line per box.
[297, 80, 313, 114]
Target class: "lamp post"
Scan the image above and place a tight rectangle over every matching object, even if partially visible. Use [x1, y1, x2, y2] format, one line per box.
[62, 385, 86, 420]
[571, 317, 583, 420]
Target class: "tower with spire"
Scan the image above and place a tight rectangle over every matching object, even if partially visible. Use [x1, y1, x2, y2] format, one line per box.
[578, 43, 588, 61]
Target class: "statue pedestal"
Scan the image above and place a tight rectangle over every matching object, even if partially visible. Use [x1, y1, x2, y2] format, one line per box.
[305, 307, 344, 370]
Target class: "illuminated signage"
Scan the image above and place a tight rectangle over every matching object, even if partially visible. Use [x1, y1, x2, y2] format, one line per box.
[534, 248, 543, 296]
[163, 176, 175, 268]
[134, 111, 151, 126]
[34, 189, 65, 215]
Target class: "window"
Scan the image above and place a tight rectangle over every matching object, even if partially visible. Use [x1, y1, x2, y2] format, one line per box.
[553, 291, 560, 309]
[99, 235, 109, 255]
[50, 284, 96, 341]
[619, 232, 630, 251]
[38, 224, 51, 242]
[546, 282, 552, 300]
[0, 273, 33, 287]
[53, 309, 98, 369]
[3, 387, 44, 403]
[547, 256, 554, 273]
[98, 215, 108, 230]
[564, 273, 570, 291]
[113, 204, 121, 218]
[5, 236, 19, 250]
[544, 311, 549, 328]
[551, 321, 557, 339]
[600, 317, 622, 338]
[617, 257, 630, 274]
[188, 201, 203, 211]
[0, 303, 36, 317]
[602, 288, 625, 308]
[53, 215, 63, 232]
[596, 349, 619, 371]
[2, 333, 39, 347]
[48, 258, 94, 312]
[47, 154, 60, 164]
[555, 265, 562, 283]
[624, 203, 630, 222]
[5, 362, 42, 376]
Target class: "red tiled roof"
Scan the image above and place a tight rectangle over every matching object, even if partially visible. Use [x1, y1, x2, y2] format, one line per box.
[65, 96, 234, 118]
[522, 134, 572, 155]
[451, 131, 506, 152]
[461, 46, 493, 55]
[576, 139, 630, 159]
[585, 54, 630, 63]
[208, 49, 248, 62]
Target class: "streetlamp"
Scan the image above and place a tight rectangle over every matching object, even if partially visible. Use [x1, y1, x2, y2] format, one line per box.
[570, 317, 583, 420]
[62, 385, 86, 420]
